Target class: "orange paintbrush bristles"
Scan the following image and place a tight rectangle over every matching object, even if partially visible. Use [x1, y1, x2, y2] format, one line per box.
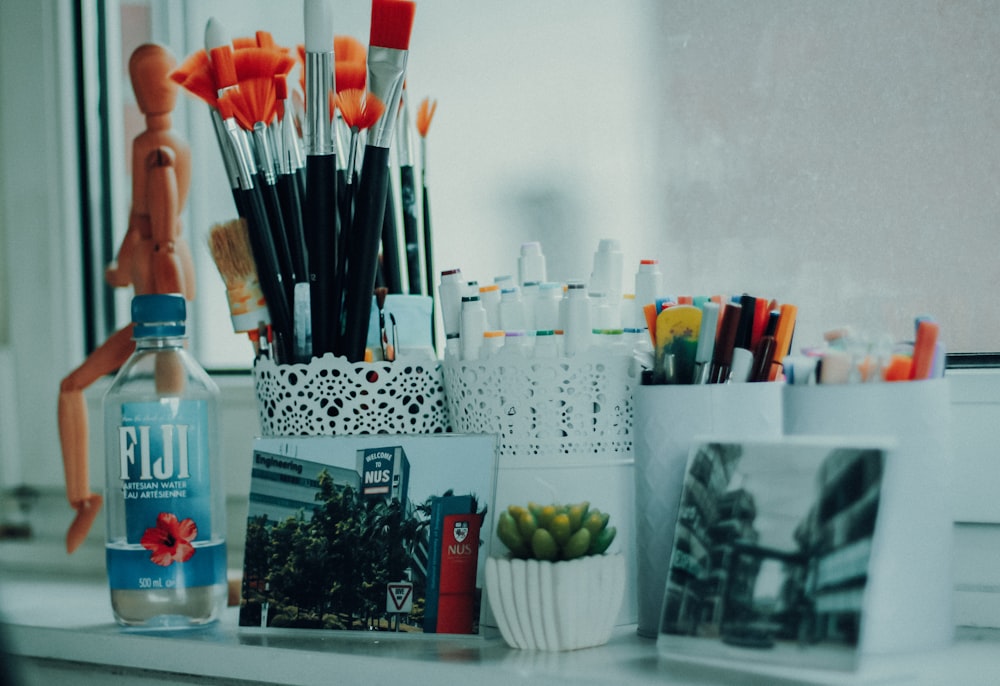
[335, 35, 367, 64]
[337, 88, 385, 132]
[208, 43, 238, 92]
[220, 77, 278, 130]
[170, 50, 218, 107]
[336, 60, 367, 93]
[232, 36, 258, 50]
[255, 30, 277, 49]
[233, 47, 296, 81]
[416, 97, 437, 137]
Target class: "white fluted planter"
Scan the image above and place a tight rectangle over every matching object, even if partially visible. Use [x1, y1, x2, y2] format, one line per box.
[485, 554, 625, 651]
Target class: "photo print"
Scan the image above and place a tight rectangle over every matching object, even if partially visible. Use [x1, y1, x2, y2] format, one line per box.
[239, 434, 497, 635]
[658, 437, 888, 672]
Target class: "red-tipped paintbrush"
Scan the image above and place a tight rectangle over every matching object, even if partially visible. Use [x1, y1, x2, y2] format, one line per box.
[339, 0, 415, 361]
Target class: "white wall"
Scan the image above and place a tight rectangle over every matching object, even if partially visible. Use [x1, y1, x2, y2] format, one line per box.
[0, 0, 85, 493]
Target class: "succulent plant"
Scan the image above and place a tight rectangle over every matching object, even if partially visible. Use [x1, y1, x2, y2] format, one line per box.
[496, 501, 616, 561]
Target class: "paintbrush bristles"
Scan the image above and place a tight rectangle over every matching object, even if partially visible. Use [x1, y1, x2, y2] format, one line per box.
[337, 89, 385, 131]
[209, 218, 258, 286]
[234, 47, 296, 81]
[369, 0, 417, 51]
[209, 218, 271, 333]
[335, 35, 367, 64]
[416, 97, 436, 137]
[336, 61, 367, 93]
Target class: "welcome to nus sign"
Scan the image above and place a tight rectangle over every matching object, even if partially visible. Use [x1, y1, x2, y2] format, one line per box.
[358, 446, 409, 503]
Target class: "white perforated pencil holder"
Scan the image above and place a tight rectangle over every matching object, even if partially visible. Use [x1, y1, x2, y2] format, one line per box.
[442, 352, 635, 458]
[444, 351, 639, 626]
[253, 353, 449, 436]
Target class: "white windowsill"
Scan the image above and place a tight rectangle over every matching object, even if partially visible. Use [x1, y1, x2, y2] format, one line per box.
[2, 570, 999, 686]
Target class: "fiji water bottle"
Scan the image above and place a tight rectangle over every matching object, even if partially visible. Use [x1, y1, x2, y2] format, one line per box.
[103, 294, 227, 627]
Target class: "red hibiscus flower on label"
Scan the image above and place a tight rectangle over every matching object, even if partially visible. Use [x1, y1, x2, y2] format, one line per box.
[140, 512, 198, 567]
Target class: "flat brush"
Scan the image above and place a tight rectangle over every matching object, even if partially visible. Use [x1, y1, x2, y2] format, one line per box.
[303, 0, 339, 358]
[339, 0, 416, 361]
[208, 218, 271, 352]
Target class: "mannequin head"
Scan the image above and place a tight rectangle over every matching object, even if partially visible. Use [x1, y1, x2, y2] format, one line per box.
[129, 43, 179, 116]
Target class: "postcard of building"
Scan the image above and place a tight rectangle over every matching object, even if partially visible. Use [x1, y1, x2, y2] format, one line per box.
[239, 434, 498, 635]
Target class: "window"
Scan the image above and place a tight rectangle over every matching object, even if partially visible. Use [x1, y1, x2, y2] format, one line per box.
[80, 1, 999, 369]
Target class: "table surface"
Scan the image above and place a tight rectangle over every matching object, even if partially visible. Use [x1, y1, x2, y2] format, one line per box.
[1, 569, 998, 686]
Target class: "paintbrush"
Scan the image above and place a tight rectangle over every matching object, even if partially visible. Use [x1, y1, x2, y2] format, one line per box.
[204, 19, 292, 361]
[170, 47, 245, 216]
[333, 87, 385, 308]
[218, 97, 292, 362]
[223, 56, 298, 310]
[303, 0, 339, 358]
[380, 150, 404, 294]
[334, 59, 368, 230]
[273, 75, 309, 286]
[208, 218, 271, 353]
[397, 84, 422, 294]
[339, 0, 416, 361]
[416, 96, 437, 300]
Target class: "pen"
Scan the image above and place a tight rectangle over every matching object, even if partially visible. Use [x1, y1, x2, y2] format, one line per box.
[708, 303, 740, 383]
[750, 335, 777, 382]
[769, 303, 798, 381]
[910, 319, 940, 380]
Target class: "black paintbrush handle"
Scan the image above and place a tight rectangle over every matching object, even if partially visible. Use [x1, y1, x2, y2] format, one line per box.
[337, 167, 351, 243]
[231, 187, 247, 219]
[260, 176, 297, 305]
[421, 181, 435, 302]
[238, 185, 292, 359]
[340, 145, 391, 362]
[399, 165, 422, 295]
[304, 153, 339, 358]
[276, 172, 308, 281]
[380, 177, 403, 295]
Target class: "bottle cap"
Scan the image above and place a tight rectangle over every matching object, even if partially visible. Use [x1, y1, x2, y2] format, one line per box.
[132, 293, 186, 338]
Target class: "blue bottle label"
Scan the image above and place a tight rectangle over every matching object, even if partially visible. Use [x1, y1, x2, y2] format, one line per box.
[108, 399, 223, 590]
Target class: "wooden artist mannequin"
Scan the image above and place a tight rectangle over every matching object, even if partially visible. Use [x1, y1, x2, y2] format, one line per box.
[58, 43, 195, 553]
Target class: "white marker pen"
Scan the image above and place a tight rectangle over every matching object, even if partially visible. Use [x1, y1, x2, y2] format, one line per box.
[498, 287, 526, 331]
[479, 283, 502, 330]
[460, 294, 487, 361]
[518, 241, 547, 286]
[634, 259, 662, 329]
[560, 280, 591, 357]
[535, 281, 563, 332]
[589, 238, 624, 303]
